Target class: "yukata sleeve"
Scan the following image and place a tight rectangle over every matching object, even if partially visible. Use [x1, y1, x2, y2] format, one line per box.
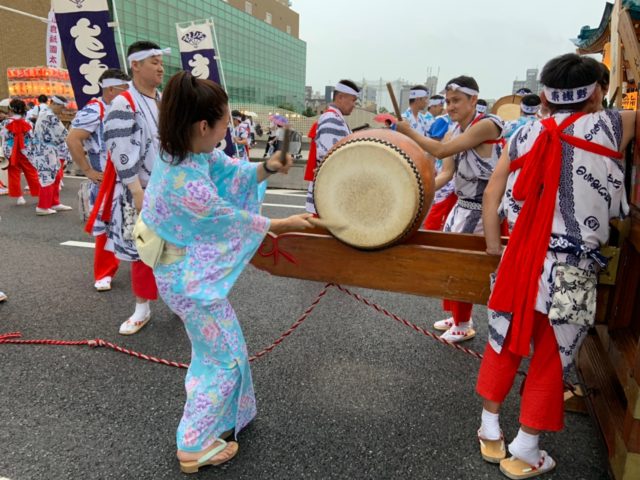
[214, 151, 266, 211]
[0, 125, 9, 159]
[104, 96, 142, 185]
[145, 166, 270, 298]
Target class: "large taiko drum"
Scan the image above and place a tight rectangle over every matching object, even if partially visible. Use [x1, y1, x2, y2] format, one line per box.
[313, 129, 435, 250]
[491, 95, 523, 121]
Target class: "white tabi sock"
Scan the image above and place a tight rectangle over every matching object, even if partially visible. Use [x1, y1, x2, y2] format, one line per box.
[130, 301, 150, 322]
[508, 429, 541, 466]
[479, 408, 501, 440]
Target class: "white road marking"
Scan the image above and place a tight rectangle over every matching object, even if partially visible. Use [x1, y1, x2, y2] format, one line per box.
[61, 240, 95, 249]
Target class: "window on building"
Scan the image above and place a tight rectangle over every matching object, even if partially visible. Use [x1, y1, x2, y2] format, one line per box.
[245, 1, 252, 14]
[266, 12, 272, 24]
[286, 25, 291, 34]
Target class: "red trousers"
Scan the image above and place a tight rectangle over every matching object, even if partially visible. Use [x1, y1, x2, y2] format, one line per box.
[94, 234, 119, 281]
[442, 299, 473, 325]
[131, 260, 158, 300]
[423, 193, 457, 231]
[37, 167, 64, 209]
[8, 154, 40, 198]
[476, 311, 564, 432]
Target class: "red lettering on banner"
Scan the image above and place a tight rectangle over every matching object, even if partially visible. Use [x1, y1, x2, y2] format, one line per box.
[50, 25, 57, 33]
[49, 45, 57, 53]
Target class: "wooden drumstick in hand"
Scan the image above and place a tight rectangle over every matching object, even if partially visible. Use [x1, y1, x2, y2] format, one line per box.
[386, 82, 402, 121]
[277, 126, 291, 165]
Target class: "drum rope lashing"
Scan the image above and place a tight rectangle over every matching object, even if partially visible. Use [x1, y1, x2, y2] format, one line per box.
[0, 283, 588, 397]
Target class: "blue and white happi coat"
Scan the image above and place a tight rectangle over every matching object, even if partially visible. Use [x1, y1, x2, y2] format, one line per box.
[104, 84, 160, 261]
[502, 114, 538, 140]
[488, 110, 628, 376]
[402, 108, 431, 137]
[71, 97, 109, 235]
[305, 105, 351, 213]
[31, 105, 70, 187]
[443, 113, 504, 234]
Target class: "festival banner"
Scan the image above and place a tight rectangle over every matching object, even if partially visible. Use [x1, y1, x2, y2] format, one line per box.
[52, 0, 120, 108]
[176, 20, 236, 157]
[46, 9, 61, 68]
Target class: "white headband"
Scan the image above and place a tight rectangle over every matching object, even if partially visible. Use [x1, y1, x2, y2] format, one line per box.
[100, 78, 129, 88]
[409, 89, 429, 99]
[429, 98, 445, 107]
[521, 104, 541, 115]
[542, 82, 597, 105]
[445, 83, 479, 97]
[127, 48, 171, 66]
[476, 105, 487, 114]
[51, 96, 66, 105]
[334, 83, 360, 97]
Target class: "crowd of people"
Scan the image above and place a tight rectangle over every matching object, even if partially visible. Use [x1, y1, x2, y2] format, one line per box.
[0, 43, 631, 478]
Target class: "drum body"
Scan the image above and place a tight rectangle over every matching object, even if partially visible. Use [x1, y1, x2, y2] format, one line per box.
[313, 129, 435, 250]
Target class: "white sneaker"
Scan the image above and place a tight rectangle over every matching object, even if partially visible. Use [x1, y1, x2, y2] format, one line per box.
[16, 196, 26, 205]
[0, 187, 8, 195]
[35, 207, 57, 216]
[51, 204, 72, 211]
[119, 312, 151, 335]
[440, 325, 476, 343]
[0, 291, 7, 302]
[94, 276, 112, 292]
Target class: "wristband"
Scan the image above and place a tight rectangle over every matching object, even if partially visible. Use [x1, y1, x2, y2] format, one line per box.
[263, 161, 278, 174]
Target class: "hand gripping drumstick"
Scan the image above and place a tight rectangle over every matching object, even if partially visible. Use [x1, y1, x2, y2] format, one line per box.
[386, 82, 402, 121]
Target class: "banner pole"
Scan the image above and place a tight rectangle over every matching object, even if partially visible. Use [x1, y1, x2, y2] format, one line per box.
[209, 18, 241, 157]
[110, 0, 128, 74]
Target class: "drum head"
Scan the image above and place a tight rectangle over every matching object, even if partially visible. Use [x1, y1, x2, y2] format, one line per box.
[491, 95, 522, 121]
[314, 139, 424, 249]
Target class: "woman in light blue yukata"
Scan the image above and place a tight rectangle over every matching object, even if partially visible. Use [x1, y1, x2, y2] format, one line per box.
[140, 71, 313, 473]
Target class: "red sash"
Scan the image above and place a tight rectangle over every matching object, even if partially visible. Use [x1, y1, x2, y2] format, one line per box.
[303, 107, 341, 181]
[5, 118, 32, 167]
[470, 114, 506, 148]
[85, 91, 135, 233]
[488, 112, 622, 357]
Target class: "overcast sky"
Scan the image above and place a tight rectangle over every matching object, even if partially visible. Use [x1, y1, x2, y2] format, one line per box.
[293, 0, 609, 99]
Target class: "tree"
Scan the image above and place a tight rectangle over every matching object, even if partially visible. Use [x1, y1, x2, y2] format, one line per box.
[378, 106, 389, 113]
[302, 107, 316, 117]
[277, 102, 296, 112]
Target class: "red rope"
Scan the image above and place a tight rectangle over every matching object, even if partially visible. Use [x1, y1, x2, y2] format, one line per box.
[0, 283, 586, 396]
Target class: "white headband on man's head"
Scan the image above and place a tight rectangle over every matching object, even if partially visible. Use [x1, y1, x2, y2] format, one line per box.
[476, 105, 488, 114]
[100, 78, 129, 88]
[521, 104, 541, 115]
[128, 48, 171, 66]
[51, 96, 66, 105]
[542, 82, 597, 105]
[409, 89, 429, 99]
[429, 98, 445, 107]
[334, 82, 360, 97]
[444, 83, 479, 97]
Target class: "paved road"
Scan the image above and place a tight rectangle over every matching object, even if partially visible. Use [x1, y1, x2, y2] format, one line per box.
[0, 178, 609, 479]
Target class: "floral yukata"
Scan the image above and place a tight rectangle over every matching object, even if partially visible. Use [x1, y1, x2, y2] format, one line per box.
[141, 150, 270, 452]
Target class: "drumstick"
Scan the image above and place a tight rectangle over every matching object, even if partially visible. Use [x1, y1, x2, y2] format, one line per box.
[386, 82, 402, 120]
[278, 126, 291, 165]
[308, 216, 348, 232]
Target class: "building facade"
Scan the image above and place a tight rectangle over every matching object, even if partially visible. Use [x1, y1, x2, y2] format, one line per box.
[0, 0, 306, 111]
